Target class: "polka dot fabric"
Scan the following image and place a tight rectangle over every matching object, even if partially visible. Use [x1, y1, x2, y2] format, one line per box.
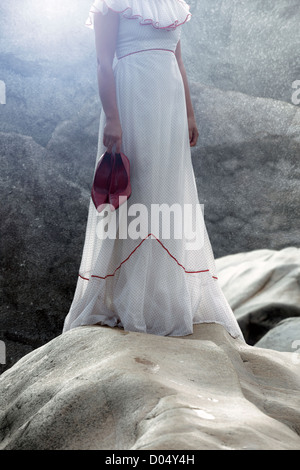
[63, 1, 244, 340]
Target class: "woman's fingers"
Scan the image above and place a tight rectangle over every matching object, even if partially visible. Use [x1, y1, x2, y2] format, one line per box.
[189, 129, 196, 147]
[189, 125, 199, 147]
[115, 138, 121, 154]
[103, 121, 122, 153]
[103, 136, 122, 154]
[106, 142, 113, 154]
[188, 117, 199, 147]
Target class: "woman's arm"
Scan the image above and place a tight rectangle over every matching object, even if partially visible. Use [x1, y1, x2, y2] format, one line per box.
[175, 40, 199, 147]
[94, 10, 122, 153]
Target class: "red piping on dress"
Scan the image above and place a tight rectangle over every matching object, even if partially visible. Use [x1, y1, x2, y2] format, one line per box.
[118, 48, 175, 60]
[79, 233, 218, 281]
[86, 4, 191, 30]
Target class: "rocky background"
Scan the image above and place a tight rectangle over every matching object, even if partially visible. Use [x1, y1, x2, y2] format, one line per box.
[0, 0, 300, 373]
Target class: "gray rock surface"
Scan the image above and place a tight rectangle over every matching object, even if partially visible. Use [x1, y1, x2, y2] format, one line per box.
[0, 323, 300, 450]
[190, 83, 300, 257]
[215, 247, 300, 345]
[255, 318, 300, 353]
[0, 0, 97, 146]
[0, 132, 91, 371]
[184, 0, 300, 103]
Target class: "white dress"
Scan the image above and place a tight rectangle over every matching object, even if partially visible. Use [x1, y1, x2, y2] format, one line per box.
[63, 0, 244, 340]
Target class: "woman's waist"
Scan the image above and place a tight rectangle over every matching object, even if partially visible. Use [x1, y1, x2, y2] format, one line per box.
[116, 47, 176, 61]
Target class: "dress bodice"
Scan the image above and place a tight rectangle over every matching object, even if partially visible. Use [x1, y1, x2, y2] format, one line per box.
[85, 0, 191, 59]
[115, 14, 181, 59]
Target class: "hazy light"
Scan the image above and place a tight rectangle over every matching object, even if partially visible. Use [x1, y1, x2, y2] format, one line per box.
[25, 0, 78, 22]
[12, 0, 81, 39]
[4, 0, 90, 60]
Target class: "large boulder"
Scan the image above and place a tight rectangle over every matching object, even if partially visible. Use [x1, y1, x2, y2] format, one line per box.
[215, 247, 300, 345]
[0, 0, 97, 146]
[190, 83, 300, 258]
[0, 132, 91, 372]
[183, 0, 300, 103]
[0, 324, 300, 450]
[255, 318, 300, 353]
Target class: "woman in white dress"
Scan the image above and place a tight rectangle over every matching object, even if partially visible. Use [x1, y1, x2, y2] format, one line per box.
[63, 0, 244, 341]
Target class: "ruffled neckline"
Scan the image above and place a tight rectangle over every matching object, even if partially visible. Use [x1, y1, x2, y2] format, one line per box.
[85, 0, 191, 31]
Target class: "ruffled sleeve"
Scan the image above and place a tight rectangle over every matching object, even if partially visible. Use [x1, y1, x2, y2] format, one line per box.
[85, 0, 191, 31]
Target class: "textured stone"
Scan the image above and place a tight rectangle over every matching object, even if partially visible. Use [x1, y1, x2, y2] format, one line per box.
[183, 0, 300, 103]
[255, 318, 300, 353]
[0, 324, 300, 450]
[0, 132, 91, 372]
[190, 83, 300, 258]
[215, 247, 300, 345]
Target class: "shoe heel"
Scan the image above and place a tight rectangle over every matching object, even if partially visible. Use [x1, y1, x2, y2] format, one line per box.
[109, 153, 131, 210]
[91, 152, 113, 212]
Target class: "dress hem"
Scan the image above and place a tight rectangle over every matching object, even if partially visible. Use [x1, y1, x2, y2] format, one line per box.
[64, 320, 244, 341]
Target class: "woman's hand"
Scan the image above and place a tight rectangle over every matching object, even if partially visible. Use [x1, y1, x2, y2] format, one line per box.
[188, 116, 199, 147]
[103, 118, 122, 154]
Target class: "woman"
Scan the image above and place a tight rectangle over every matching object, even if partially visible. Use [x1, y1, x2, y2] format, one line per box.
[63, 0, 244, 341]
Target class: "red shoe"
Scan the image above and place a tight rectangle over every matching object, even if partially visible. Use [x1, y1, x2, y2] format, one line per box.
[109, 152, 131, 211]
[91, 152, 113, 212]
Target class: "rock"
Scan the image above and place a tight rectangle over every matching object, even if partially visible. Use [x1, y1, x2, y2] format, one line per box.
[183, 0, 300, 103]
[0, 132, 91, 373]
[255, 318, 300, 353]
[215, 247, 300, 345]
[190, 82, 300, 258]
[0, 324, 300, 450]
[0, 1, 97, 147]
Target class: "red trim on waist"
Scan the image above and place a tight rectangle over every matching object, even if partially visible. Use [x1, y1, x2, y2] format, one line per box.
[118, 48, 175, 60]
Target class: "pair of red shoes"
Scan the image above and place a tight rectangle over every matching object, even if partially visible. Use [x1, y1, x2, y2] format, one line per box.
[91, 151, 131, 213]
